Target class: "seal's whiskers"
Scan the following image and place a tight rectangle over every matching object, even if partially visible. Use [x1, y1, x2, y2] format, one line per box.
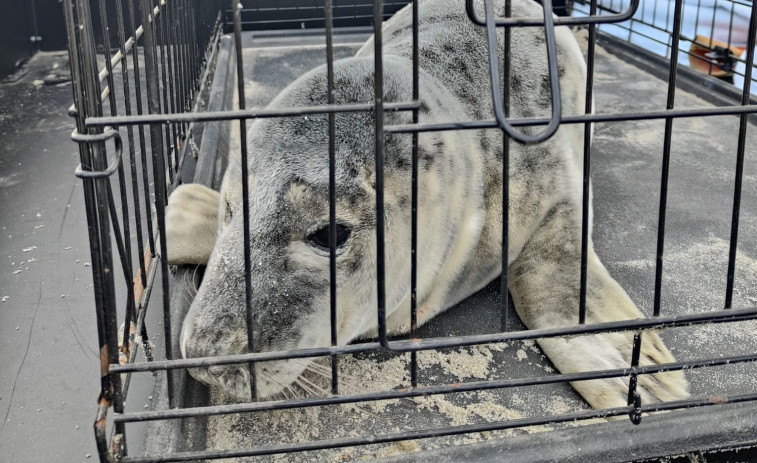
[178, 265, 202, 307]
[294, 377, 324, 397]
[262, 374, 303, 401]
[301, 376, 331, 397]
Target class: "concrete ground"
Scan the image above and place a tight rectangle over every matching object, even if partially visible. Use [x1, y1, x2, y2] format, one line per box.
[0, 51, 101, 461]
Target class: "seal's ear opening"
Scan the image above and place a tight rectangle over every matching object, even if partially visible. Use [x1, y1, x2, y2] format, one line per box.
[224, 199, 233, 225]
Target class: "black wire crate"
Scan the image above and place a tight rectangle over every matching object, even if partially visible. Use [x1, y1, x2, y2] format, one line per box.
[66, 0, 757, 462]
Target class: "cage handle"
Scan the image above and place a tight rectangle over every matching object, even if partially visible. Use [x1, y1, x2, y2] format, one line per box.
[481, 0, 562, 144]
[72, 128, 123, 179]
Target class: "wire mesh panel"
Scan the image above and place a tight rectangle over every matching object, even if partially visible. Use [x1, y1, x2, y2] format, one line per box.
[65, 0, 757, 461]
[64, 0, 226, 458]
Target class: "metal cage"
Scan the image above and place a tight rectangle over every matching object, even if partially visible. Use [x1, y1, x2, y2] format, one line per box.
[65, 0, 757, 461]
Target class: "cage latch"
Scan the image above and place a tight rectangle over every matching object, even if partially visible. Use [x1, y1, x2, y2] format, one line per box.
[627, 332, 643, 425]
[71, 128, 123, 179]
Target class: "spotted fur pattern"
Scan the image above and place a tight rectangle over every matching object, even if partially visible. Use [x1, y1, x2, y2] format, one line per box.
[167, 0, 689, 408]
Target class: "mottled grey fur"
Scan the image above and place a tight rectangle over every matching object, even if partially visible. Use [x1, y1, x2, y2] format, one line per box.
[166, 0, 689, 408]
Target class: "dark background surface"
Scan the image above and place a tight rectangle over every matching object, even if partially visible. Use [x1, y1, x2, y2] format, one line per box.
[0, 0, 568, 80]
[0, 0, 67, 80]
[0, 51, 100, 461]
[0, 0, 417, 81]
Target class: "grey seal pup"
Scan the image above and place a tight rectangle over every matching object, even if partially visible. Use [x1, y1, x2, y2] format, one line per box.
[165, 0, 689, 410]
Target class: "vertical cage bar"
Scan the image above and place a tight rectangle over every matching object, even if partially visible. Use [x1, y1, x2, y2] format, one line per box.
[76, 0, 124, 422]
[193, 0, 201, 93]
[691, 2, 706, 74]
[627, 332, 643, 424]
[149, 0, 175, 186]
[409, 0, 419, 387]
[173, 0, 184, 117]
[114, 0, 148, 291]
[96, 0, 133, 273]
[705, 0, 718, 75]
[500, 0, 511, 332]
[188, 0, 198, 99]
[197, 0, 204, 45]
[139, 0, 176, 408]
[161, 0, 181, 174]
[625, 6, 635, 43]
[197, 0, 206, 60]
[653, 0, 684, 317]
[103, 184, 139, 414]
[175, 0, 188, 125]
[725, 8, 735, 53]
[96, 0, 119, 120]
[67, 0, 124, 457]
[95, 2, 135, 443]
[169, 0, 185, 136]
[725, 0, 757, 308]
[156, 3, 176, 182]
[186, 0, 196, 97]
[650, 0, 659, 29]
[64, 0, 117, 430]
[127, 0, 156, 257]
[184, 0, 195, 99]
[181, 0, 193, 109]
[374, 0, 389, 346]
[325, 0, 340, 395]
[181, 0, 191, 131]
[63, 0, 86, 174]
[190, 0, 201, 93]
[579, 0, 598, 325]
[230, 0, 258, 401]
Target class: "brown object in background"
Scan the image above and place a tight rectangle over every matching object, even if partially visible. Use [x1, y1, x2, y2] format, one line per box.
[689, 34, 745, 78]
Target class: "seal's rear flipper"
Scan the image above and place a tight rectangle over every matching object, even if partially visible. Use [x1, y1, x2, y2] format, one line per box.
[164, 183, 220, 266]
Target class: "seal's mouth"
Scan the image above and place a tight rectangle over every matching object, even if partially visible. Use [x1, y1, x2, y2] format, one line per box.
[181, 306, 337, 399]
[189, 358, 317, 400]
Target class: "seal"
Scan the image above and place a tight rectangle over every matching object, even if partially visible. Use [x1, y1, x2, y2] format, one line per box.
[166, 0, 689, 409]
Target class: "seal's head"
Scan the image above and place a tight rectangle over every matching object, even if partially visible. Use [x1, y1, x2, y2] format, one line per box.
[180, 56, 482, 399]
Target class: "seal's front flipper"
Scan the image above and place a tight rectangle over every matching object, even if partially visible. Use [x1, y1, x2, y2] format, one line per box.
[508, 203, 690, 411]
[165, 183, 220, 265]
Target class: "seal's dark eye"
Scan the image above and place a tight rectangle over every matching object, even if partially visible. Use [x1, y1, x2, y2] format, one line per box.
[307, 224, 351, 251]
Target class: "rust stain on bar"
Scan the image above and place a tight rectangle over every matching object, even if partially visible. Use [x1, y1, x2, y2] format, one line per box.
[132, 250, 152, 306]
[709, 395, 727, 405]
[100, 345, 110, 376]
